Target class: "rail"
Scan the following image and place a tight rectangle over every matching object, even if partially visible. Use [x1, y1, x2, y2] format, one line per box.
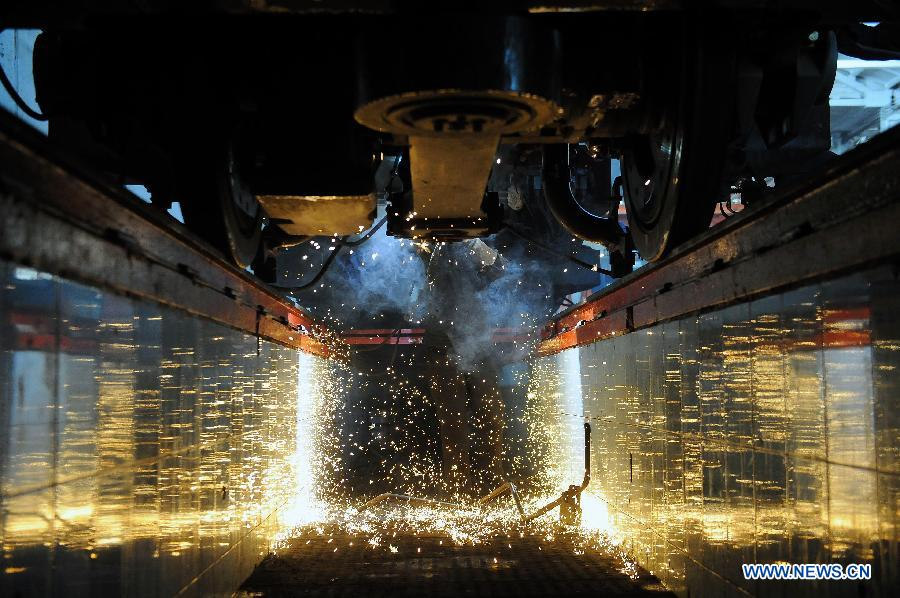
[0, 108, 343, 358]
[539, 125, 900, 355]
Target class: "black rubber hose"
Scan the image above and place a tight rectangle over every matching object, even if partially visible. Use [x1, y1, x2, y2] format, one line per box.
[341, 215, 387, 247]
[273, 241, 344, 290]
[542, 144, 623, 245]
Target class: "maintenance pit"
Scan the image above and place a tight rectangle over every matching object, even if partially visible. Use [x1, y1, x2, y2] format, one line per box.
[0, 256, 669, 598]
[0, 6, 899, 597]
[2, 157, 899, 596]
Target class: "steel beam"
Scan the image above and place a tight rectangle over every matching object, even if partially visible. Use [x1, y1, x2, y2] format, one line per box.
[0, 109, 343, 358]
[539, 125, 900, 355]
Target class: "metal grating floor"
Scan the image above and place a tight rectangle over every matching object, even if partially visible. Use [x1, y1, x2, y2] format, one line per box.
[240, 527, 674, 597]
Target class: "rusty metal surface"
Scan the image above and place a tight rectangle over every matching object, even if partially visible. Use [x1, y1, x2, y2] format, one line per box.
[397, 134, 502, 239]
[341, 327, 536, 346]
[343, 328, 426, 345]
[257, 193, 375, 236]
[539, 125, 900, 356]
[0, 110, 343, 358]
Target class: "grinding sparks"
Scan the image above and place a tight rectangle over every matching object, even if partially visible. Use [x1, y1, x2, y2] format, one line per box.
[265, 344, 638, 582]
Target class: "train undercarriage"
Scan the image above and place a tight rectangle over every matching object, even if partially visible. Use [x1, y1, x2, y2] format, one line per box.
[6, 1, 895, 288]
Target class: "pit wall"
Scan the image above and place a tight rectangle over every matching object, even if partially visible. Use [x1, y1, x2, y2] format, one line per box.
[0, 260, 333, 597]
[529, 265, 899, 597]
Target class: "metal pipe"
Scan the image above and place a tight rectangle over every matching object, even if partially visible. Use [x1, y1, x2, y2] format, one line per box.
[542, 144, 623, 245]
[524, 420, 592, 523]
[360, 424, 591, 522]
[581, 421, 591, 490]
[524, 495, 565, 523]
[508, 481, 526, 520]
[479, 480, 527, 521]
[478, 482, 512, 505]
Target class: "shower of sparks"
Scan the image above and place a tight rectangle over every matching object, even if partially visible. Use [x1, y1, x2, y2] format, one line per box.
[274, 345, 637, 579]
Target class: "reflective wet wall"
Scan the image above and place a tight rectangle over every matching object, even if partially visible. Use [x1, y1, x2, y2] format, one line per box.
[0, 260, 334, 597]
[529, 264, 899, 598]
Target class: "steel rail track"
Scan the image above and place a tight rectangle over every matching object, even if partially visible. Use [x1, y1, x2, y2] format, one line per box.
[539, 125, 900, 355]
[3, 105, 897, 360]
[0, 109, 343, 359]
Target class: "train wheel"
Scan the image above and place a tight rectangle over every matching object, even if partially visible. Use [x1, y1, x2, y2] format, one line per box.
[178, 143, 262, 268]
[620, 30, 734, 261]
